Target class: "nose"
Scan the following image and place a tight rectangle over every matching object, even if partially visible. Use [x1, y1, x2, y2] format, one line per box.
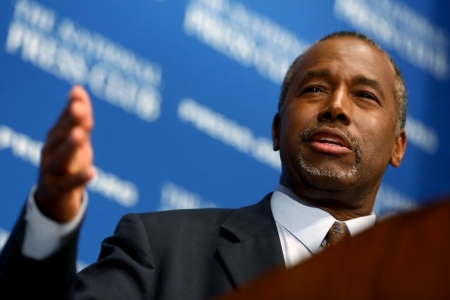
[318, 88, 351, 125]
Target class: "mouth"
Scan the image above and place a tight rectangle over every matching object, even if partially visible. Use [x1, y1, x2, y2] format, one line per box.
[312, 134, 350, 149]
[298, 124, 362, 177]
[306, 127, 353, 153]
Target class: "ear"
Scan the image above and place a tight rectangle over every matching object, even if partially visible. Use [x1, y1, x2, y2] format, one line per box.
[389, 129, 407, 167]
[272, 113, 281, 151]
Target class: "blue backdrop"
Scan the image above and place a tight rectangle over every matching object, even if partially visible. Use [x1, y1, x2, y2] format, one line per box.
[1, 0, 449, 267]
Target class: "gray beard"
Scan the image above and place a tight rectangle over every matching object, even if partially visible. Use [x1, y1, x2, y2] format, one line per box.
[298, 154, 360, 179]
[297, 124, 362, 180]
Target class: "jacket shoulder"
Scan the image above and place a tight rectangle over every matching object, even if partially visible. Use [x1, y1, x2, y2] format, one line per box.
[127, 208, 238, 246]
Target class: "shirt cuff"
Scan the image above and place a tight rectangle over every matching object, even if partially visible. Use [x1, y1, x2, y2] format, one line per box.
[21, 185, 88, 260]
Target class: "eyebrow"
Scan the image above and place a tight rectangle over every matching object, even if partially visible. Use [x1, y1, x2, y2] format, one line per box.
[300, 69, 331, 85]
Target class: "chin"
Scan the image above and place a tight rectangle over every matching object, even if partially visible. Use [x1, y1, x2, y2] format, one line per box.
[299, 155, 358, 178]
[308, 174, 355, 190]
[298, 163, 359, 191]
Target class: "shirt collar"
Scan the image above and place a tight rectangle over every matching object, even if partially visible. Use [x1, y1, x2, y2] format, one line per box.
[271, 184, 376, 254]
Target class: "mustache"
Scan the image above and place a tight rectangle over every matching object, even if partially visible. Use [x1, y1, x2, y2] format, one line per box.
[299, 123, 362, 161]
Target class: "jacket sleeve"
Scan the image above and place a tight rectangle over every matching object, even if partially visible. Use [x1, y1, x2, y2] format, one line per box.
[0, 206, 79, 299]
[72, 213, 156, 299]
[1, 211, 156, 300]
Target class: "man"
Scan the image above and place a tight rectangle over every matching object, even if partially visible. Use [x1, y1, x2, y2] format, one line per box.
[0, 31, 407, 299]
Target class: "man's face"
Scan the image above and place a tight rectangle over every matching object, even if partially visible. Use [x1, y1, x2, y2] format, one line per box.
[273, 37, 406, 205]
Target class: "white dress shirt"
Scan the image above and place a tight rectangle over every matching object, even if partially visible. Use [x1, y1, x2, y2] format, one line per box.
[22, 185, 88, 260]
[22, 184, 375, 265]
[271, 184, 376, 268]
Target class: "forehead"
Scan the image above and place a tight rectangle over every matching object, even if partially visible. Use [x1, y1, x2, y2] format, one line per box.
[292, 37, 397, 98]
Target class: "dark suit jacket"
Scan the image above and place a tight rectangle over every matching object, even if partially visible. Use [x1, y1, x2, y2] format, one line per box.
[0, 193, 285, 299]
[217, 197, 450, 300]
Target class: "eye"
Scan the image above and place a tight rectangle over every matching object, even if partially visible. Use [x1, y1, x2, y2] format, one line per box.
[357, 92, 380, 104]
[300, 86, 322, 95]
[359, 92, 374, 99]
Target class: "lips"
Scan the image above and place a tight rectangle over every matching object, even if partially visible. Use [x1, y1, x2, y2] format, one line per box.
[307, 127, 353, 151]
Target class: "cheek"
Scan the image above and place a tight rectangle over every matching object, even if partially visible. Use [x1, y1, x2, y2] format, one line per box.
[282, 103, 318, 128]
[356, 118, 396, 160]
[278, 105, 317, 154]
[281, 110, 316, 142]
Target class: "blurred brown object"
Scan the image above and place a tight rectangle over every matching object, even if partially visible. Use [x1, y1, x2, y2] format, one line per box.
[216, 196, 450, 300]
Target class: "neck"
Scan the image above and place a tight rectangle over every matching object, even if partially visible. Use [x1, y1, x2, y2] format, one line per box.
[279, 176, 379, 221]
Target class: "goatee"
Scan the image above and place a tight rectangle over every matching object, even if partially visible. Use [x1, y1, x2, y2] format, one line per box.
[297, 123, 362, 179]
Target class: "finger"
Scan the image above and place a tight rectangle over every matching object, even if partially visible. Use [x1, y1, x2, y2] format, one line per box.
[53, 86, 92, 131]
[64, 130, 93, 176]
[44, 109, 88, 155]
[45, 86, 93, 150]
[39, 144, 94, 198]
[56, 85, 93, 129]
[67, 85, 93, 130]
[44, 127, 92, 176]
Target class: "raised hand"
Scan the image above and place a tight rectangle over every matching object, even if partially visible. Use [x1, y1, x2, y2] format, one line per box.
[34, 86, 95, 222]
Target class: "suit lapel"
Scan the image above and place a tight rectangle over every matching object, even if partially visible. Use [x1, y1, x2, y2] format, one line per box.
[217, 193, 285, 287]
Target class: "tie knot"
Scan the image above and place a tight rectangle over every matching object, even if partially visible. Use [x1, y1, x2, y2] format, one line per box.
[324, 221, 350, 248]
